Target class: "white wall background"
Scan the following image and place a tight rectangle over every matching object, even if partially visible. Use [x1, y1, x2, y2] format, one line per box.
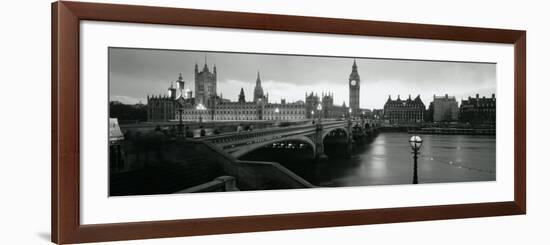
[0, 0, 547, 244]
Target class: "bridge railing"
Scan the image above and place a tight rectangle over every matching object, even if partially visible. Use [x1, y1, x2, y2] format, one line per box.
[188, 140, 315, 190]
[175, 176, 239, 193]
[199, 120, 348, 146]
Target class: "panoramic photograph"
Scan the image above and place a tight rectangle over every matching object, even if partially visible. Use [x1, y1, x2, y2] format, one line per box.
[108, 47, 496, 196]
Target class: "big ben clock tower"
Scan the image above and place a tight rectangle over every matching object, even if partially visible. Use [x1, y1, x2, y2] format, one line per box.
[349, 59, 360, 116]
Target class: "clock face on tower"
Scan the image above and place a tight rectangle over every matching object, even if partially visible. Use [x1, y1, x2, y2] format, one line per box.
[350, 80, 357, 86]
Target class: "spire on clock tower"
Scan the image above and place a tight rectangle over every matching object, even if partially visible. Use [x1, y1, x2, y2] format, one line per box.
[253, 70, 265, 103]
[349, 59, 360, 81]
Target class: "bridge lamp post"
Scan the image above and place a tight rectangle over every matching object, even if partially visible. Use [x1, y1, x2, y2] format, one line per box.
[178, 106, 184, 137]
[275, 107, 280, 122]
[196, 103, 206, 125]
[361, 111, 366, 128]
[409, 135, 423, 184]
[316, 103, 323, 123]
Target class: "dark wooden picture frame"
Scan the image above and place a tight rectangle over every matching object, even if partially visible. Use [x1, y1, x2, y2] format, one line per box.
[51, 1, 526, 244]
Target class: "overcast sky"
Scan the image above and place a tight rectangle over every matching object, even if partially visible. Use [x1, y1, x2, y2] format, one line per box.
[109, 48, 496, 109]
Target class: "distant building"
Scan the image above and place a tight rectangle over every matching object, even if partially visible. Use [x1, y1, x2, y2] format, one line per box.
[372, 109, 384, 120]
[430, 94, 459, 122]
[210, 101, 261, 121]
[383, 95, 426, 124]
[147, 94, 178, 122]
[263, 102, 306, 121]
[147, 60, 361, 122]
[321, 92, 348, 119]
[459, 94, 496, 125]
[303, 92, 348, 119]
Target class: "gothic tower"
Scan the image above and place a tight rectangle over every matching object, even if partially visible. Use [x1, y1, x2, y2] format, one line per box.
[194, 55, 217, 107]
[176, 73, 185, 99]
[253, 71, 265, 103]
[238, 87, 246, 103]
[322, 92, 334, 118]
[305, 92, 319, 119]
[349, 59, 361, 116]
[168, 83, 177, 100]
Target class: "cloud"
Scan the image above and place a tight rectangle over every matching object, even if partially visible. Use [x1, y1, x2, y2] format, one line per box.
[109, 48, 496, 109]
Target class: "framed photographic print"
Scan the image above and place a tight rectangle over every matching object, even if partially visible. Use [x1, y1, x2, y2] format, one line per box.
[52, 1, 526, 244]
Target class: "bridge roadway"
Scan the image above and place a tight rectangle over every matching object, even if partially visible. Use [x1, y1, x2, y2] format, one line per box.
[197, 119, 357, 158]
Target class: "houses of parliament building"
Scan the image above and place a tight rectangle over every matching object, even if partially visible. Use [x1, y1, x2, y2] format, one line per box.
[147, 60, 360, 122]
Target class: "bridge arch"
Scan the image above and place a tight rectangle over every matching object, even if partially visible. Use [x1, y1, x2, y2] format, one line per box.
[232, 135, 316, 159]
[322, 127, 349, 141]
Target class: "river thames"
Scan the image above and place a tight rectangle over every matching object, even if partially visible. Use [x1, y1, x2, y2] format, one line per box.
[320, 132, 496, 187]
[242, 132, 496, 187]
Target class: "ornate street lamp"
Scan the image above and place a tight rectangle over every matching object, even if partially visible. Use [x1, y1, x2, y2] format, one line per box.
[409, 135, 423, 184]
[275, 107, 280, 122]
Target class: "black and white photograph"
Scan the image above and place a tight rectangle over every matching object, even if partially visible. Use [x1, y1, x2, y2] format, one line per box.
[4, 0, 543, 244]
[108, 48, 496, 196]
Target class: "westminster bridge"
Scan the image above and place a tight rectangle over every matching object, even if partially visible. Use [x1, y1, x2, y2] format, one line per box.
[111, 118, 380, 195]
[196, 119, 379, 159]
[118, 118, 380, 160]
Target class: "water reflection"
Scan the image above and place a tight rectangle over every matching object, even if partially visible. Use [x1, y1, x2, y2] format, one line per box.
[320, 132, 496, 187]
